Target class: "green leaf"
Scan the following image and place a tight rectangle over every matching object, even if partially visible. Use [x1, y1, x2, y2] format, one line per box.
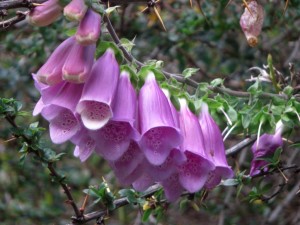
[210, 78, 224, 87]
[95, 41, 124, 64]
[142, 209, 152, 222]
[182, 67, 199, 79]
[120, 37, 135, 53]
[64, 27, 77, 37]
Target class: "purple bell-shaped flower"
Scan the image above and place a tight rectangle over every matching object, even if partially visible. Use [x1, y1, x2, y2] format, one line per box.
[76, 9, 101, 45]
[198, 103, 234, 189]
[76, 49, 119, 130]
[138, 72, 182, 165]
[63, 0, 88, 21]
[178, 98, 215, 193]
[36, 37, 75, 85]
[250, 121, 284, 176]
[27, 0, 62, 27]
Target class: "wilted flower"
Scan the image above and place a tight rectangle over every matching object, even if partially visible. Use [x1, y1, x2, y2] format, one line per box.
[36, 37, 75, 85]
[76, 49, 119, 130]
[250, 121, 284, 176]
[62, 42, 96, 83]
[63, 0, 88, 21]
[198, 103, 234, 189]
[27, 0, 62, 27]
[178, 98, 215, 193]
[240, 0, 264, 47]
[138, 72, 182, 165]
[76, 9, 101, 45]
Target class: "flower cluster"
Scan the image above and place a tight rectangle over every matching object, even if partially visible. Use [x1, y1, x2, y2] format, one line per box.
[31, 3, 233, 201]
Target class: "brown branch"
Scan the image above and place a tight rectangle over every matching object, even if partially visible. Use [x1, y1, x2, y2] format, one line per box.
[0, 11, 27, 30]
[0, 0, 46, 10]
[103, 15, 292, 101]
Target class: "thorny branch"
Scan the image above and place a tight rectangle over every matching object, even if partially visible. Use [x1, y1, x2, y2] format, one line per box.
[4, 115, 81, 218]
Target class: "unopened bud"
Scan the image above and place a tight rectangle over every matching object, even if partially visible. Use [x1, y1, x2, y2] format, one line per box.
[63, 0, 88, 22]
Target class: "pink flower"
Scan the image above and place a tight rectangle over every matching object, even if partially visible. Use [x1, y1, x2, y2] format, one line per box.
[63, 0, 88, 21]
[27, 0, 62, 27]
[76, 9, 101, 45]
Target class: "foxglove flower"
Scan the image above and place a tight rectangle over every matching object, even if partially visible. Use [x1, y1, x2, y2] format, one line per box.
[161, 173, 184, 202]
[91, 71, 139, 160]
[76, 9, 101, 45]
[138, 72, 182, 165]
[250, 121, 284, 176]
[199, 103, 234, 189]
[34, 81, 84, 144]
[27, 0, 62, 27]
[144, 148, 186, 181]
[132, 173, 155, 192]
[71, 127, 95, 162]
[178, 98, 215, 193]
[110, 141, 144, 181]
[36, 37, 75, 85]
[240, 0, 264, 47]
[62, 42, 95, 83]
[117, 162, 145, 186]
[76, 49, 119, 130]
[63, 0, 87, 21]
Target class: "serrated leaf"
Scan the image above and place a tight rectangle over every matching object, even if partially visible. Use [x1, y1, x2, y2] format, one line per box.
[120, 37, 135, 53]
[210, 78, 224, 87]
[182, 67, 199, 79]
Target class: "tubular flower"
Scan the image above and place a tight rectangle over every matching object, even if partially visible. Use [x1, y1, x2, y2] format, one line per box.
[34, 81, 84, 144]
[199, 103, 234, 189]
[138, 72, 182, 165]
[63, 0, 88, 21]
[178, 98, 215, 193]
[76, 49, 119, 130]
[36, 37, 75, 85]
[250, 121, 284, 176]
[92, 71, 140, 160]
[240, 0, 264, 47]
[71, 127, 95, 162]
[161, 173, 184, 202]
[76, 9, 101, 45]
[62, 42, 96, 83]
[27, 0, 62, 27]
[110, 141, 144, 182]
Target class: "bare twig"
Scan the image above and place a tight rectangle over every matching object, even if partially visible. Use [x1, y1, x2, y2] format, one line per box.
[0, 11, 27, 30]
[0, 0, 46, 10]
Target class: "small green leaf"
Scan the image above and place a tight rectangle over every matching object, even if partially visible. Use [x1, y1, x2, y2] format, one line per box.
[142, 209, 152, 222]
[182, 68, 199, 79]
[65, 27, 77, 37]
[210, 78, 224, 87]
[120, 37, 135, 53]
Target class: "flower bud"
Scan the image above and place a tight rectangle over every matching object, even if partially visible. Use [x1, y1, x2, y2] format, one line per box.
[240, 0, 264, 47]
[27, 0, 62, 27]
[76, 9, 101, 45]
[63, 0, 88, 21]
